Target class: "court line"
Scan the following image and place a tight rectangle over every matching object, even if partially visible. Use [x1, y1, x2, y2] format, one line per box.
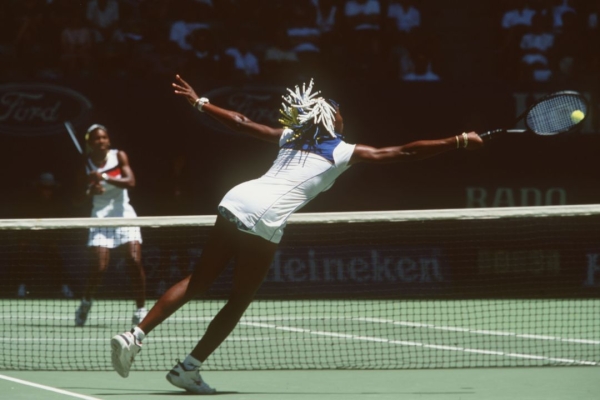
[0, 336, 275, 342]
[241, 321, 598, 366]
[2, 314, 597, 346]
[0, 373, 103, 400]
[354, 317, 600, 345]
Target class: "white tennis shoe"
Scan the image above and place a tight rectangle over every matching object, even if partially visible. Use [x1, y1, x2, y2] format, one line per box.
[111, 331, 142, 378]
[75, 299, 92, 326]
[166, 360, 216, 394]
[131, 307, 148, 325]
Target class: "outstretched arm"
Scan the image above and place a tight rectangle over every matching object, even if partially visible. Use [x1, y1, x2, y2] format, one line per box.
[172, 74, 284, 143]
[350, 132, 483, 165]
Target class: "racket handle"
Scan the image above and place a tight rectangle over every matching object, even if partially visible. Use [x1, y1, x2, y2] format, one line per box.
[478, 129, 504, 142]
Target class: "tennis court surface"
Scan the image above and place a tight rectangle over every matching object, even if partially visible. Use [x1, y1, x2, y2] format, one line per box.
[1, 207, 599, 398]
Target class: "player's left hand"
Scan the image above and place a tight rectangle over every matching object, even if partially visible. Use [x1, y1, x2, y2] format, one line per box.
[88, 171, 102, 183]
[89, 182, 105, 195]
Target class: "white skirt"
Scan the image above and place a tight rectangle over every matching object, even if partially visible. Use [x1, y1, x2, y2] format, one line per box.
[87, 226, 142, 248]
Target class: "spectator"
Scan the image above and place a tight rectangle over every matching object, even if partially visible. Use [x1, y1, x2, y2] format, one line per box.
[224, 36, 260, 81]
[13, 0, 50, 77]
[342, 27, 387, 79]
[551, 0, 576, 31]
[285, 1, 323, 74]
[384, 0, 427, 81]
[386, 0, 421, 34]
[169, 1, 213, 51]
[138, 0, 172, 42]
[185, 27, 223, 81]
[86, 0, 120, 43]
[287, 2, 322, 54]
[86, 0, 131, 76]
[402, 51, 440, 81]
[550, 10, 586, 82]
[313, 0, 341, 34]
[343, 0, 382, 31]
[130, 35, 188, 78]
[583, 1, 599, 79]
[263, 29, 300, 82]
[518, 12, 556, 82]
[501, 0, 538, 30]
[60, 12, 94, 76]
[10, 173, 74, 299]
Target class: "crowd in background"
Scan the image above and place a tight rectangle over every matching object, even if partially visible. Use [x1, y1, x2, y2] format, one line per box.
[0, 0, 598, 84]
[1, 0, 599, 299]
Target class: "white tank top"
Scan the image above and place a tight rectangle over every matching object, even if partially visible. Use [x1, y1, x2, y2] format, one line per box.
[86, 149, 137, 218]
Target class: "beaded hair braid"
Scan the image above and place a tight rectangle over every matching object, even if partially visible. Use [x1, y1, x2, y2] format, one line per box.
[278, 79, 337, 144]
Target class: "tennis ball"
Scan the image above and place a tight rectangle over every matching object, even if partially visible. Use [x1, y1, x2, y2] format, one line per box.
[571, 110, 585, 124]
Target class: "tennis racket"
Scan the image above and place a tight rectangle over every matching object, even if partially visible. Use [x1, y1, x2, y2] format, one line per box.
[479, 91, 588, 142]
[64, 121, 96, 171]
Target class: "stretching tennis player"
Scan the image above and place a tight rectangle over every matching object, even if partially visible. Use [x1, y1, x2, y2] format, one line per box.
[76, 125, 147, 327]
[110, 74, 484, 394]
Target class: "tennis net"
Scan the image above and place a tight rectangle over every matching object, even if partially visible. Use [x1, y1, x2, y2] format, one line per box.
[0, 205, 599, 370]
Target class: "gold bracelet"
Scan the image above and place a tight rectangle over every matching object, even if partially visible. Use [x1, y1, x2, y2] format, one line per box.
[462, 132, 468, 148]
[455, 136, 460, 149]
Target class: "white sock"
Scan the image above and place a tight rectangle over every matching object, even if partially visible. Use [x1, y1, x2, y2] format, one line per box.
[183, 354, 202, 369]
[131, 326, 146, 342]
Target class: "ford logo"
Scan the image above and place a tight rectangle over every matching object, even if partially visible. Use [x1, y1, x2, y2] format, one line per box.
[199, 85, 284, 135]
[0, 83, 92, 136]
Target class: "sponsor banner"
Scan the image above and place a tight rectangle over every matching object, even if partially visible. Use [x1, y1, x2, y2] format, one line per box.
[0, 83, 92, 136]
[92, 244, 449, 299]
[260, 246, 448, 297]
[0, 241, 598, 299]
[477, 249, 560, 276]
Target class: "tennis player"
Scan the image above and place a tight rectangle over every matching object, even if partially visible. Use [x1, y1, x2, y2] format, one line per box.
[75, 125, 147, 327]
[110, 74, 483, 393]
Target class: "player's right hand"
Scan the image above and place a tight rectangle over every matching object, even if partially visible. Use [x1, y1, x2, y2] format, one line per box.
[172, 74, 199, 106]
[465, 132, 484, 150]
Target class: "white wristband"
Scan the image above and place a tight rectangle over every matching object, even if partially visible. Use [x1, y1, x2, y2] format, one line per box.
[194, 97, 209, 112]
[101, 173, 109, 181]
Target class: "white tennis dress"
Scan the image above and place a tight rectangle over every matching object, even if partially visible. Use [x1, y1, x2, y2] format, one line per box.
[87, 149, 142, 248]
[219, 129, 356, 243]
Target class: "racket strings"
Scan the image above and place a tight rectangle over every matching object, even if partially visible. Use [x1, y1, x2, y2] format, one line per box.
[526, 95, 587, 135]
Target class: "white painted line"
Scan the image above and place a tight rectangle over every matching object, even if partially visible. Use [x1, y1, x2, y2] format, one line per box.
[241, 321, 598, 366]
[355, 317, 600, 345]
[0, 373, 103, 400]
[0, 336, 276, 342]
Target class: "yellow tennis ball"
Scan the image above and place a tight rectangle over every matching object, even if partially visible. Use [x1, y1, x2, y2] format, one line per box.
[571, 110, 585, 124]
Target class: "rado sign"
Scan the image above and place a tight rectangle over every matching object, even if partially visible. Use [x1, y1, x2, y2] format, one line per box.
[199, 85, 283, 135]
[0, 83, 92, 136]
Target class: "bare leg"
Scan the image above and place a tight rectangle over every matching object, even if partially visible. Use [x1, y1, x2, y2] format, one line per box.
[122, 241, 145, 308]
[190, 232, 278, 362]
[84, 246, 109, 301]
[138, 216, 238, 334]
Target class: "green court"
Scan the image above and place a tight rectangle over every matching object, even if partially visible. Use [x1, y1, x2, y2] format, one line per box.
[1, 299, 598, 399]
[1, 367, 598, 400]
